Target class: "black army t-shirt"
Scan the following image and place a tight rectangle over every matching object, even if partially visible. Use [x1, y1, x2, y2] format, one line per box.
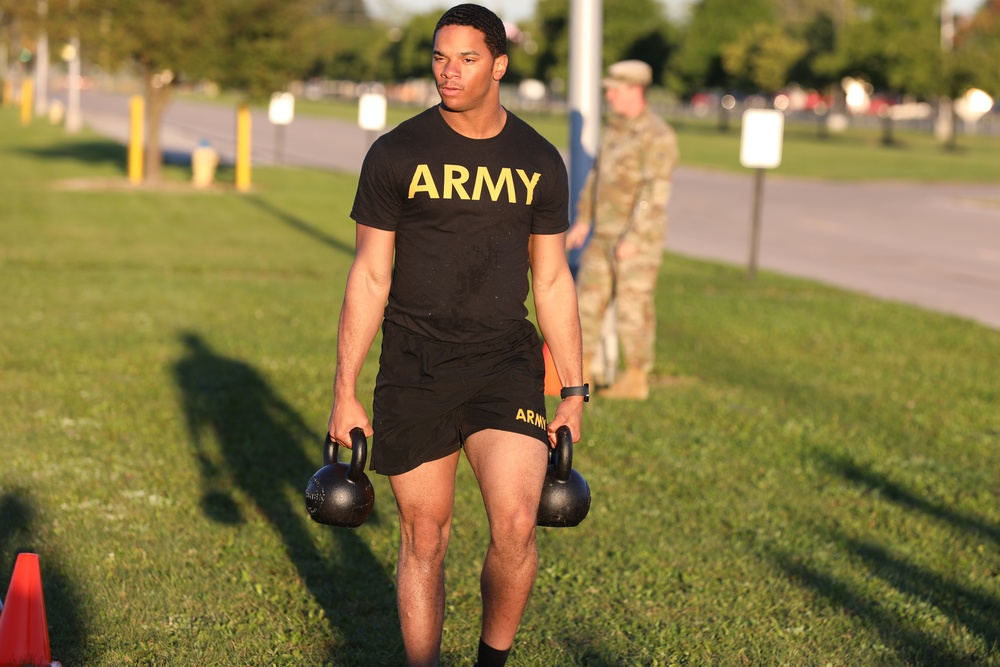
[351, 105, 570, 345]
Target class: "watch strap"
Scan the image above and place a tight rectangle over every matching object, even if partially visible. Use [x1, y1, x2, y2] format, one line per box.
[560, 384, 590, 402]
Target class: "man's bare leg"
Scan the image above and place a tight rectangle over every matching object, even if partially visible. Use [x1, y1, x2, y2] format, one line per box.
[464, 429, 549, 652]
[389, 451, 462, 667]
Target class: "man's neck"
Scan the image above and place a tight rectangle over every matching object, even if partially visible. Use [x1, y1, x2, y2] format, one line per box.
[619, 101, 648, 121]
[438, 103, 508, 139]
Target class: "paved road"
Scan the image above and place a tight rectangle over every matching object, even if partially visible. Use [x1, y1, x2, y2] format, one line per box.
[77, 90, 1000, 330]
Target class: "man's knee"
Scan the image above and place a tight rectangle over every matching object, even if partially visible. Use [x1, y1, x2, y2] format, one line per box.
[488, 506, 538, 557]
[401, 516, 451, 566]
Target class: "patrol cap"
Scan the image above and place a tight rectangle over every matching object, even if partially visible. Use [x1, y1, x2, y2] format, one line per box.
[602, 60, 653, 88]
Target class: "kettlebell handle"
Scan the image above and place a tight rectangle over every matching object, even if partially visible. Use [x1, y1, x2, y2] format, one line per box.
[323, 428, 368, 482]
[553, 425, 573, 482]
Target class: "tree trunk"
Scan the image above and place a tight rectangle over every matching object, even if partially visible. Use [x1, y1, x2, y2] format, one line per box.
[143, 72, 172, 182]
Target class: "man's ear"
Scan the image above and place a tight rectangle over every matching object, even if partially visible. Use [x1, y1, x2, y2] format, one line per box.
[493, 55, 509, 80]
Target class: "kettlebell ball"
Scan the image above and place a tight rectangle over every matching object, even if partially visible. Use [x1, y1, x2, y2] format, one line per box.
[536, 425, 591, 528]
[305, 427, 375, 528]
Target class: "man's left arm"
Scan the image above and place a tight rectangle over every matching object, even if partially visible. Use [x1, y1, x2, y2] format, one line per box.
[529, 232, 585, 446]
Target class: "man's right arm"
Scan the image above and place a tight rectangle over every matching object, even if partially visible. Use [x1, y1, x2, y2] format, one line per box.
[329, 224, 395, 447]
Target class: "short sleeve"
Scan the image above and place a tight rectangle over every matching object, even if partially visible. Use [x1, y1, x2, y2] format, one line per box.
[350, 138, 400, 232]
[529, 147, 570, 236]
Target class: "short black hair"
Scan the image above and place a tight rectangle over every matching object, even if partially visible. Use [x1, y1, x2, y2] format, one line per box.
[434, 4, 508, 58]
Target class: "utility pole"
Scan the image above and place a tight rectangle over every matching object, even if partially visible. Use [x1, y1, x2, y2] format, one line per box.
[568, 0, 613, 383]
[568, 0, 602, 221]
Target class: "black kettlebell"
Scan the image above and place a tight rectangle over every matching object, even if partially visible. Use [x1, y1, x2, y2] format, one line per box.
[305, 427, 375, 528]
[536, 425, 591, 527]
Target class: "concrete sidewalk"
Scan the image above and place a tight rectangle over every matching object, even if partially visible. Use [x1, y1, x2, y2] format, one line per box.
[667, 167, 1000, 330]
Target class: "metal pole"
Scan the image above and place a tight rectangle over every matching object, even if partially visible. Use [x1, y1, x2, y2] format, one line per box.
[568, 0, 602, 227]
[569, 0, 611, 381]
[274, 123, 285, 165]
[748, 168, 765, 280]
[65, 37, 81, 132]
[236, 103, 252, 192]
[128, 95, 144, 184]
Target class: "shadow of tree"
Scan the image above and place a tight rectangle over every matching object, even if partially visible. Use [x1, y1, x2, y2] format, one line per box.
[171, 331, 400, 664]
[0, 489, 86, 665]
[17, 141, 128, 173]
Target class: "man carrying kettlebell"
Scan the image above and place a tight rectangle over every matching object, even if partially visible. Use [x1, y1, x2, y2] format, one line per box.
[327, 4, 586, 666]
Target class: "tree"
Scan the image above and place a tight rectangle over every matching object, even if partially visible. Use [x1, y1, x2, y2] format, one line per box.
[953, 0, 1000, 97]
[671, 0, 776, 95]
[821, 0, 946, 97]
[389, 10, 439, 82]
[528, 0, 675, 91]
[720, 22, 808, 92]
[76, 0, 314, 182]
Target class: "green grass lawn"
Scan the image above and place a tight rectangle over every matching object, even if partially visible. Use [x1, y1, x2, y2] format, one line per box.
[2, 108, 1000, 666]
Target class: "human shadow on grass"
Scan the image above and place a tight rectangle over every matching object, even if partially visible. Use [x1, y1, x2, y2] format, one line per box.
[0, 490, 86, 665]
[172, 331, 401, 664]
[769, 532, 999, 666]
[820, 452, 1000, 545]
[765, 454, 1000, 665]
[17, 140, 127, 173]
[243, 196, 355, 257]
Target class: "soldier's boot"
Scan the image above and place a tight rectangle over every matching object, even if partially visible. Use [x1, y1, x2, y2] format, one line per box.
[599, 368, 649, 401]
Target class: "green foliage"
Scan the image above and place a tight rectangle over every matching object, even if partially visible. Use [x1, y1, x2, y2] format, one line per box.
[75, 0, 312, 99]
[388, 10, 440, 82]
[301, 18, 391, 82]
[953, 0, 1000, 97]
[528, 0, 675, 88]
[671, 0, 777, 95]
[826, 0, 946, 95]
[721, 21, 808, 92]
[3, 112, 1000, 665]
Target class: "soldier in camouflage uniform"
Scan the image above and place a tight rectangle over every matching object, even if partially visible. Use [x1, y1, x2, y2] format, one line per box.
[566, 59, 679, 400]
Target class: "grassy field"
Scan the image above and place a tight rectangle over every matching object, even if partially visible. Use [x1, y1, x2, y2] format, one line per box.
[2, 108, 1000, 666]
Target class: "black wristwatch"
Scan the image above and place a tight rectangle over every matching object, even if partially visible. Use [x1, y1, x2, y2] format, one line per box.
[560, 384, 590, 402]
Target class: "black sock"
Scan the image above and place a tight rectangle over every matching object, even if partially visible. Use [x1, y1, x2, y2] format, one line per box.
[475, 637, 511, 667]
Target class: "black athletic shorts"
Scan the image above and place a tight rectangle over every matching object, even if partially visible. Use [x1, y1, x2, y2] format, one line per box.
[370, 319, 548, 476]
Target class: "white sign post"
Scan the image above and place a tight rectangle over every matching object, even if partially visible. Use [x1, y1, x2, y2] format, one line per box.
[740, 109, 785, 279]
[358, 88, 387, 148]
[268, 92, 295, 165]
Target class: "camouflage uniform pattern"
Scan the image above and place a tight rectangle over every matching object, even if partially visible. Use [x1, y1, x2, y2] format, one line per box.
[574, 107, 679, 373]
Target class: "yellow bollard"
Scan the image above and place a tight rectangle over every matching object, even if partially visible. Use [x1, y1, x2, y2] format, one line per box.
[2, 80, 13, 107]
[235, 103, 251, 192]
[20, 80, 33, 125]
[128, 95, 144, 185]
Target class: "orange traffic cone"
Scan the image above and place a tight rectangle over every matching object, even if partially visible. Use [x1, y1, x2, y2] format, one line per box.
[542, 342, 561, 397]
[0, 552, 55, 667]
